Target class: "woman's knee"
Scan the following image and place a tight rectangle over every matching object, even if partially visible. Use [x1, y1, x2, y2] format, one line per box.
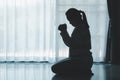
[51, 63, 62, 73]
[51, 64, 57, 73]
[51, 61, 69, 74]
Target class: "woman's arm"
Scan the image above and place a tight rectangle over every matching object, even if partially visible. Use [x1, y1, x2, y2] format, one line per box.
[60, 28, 91, 49]
[58, 24, 71, 47]
[60, 31, 71, 47]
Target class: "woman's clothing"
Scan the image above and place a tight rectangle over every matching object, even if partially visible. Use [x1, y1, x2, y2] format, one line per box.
[52, 51, 93, 75]
[52, 25, 93, 75]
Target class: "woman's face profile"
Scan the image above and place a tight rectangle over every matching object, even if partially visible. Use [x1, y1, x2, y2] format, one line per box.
[65, 8, 82, 27]
[66, 14, 82, 27]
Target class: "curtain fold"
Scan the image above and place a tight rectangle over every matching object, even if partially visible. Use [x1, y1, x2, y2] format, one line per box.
[0, 0, 56, 62]
[107, 0, 120, 64]
[106, 0, 113, 63]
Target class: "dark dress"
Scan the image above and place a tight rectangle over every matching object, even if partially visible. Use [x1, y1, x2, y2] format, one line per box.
[51, 24, 93, 75]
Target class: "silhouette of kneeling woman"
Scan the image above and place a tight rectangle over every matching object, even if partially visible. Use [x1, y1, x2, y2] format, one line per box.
[51, 8, 93, 76]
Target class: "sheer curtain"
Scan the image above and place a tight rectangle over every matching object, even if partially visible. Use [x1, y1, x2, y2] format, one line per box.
[56, 0, 109, 62]
[0, 0, 56, 62]
[0, 0, 109, 62]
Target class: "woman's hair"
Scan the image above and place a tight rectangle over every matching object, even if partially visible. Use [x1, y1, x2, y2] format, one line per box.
[65, 8, 81, 18]
[65, 8, 89, 28]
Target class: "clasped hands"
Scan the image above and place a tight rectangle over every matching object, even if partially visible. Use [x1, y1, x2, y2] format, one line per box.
[58, 24, 67, 32]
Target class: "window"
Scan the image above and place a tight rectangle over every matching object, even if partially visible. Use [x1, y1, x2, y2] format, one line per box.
[0, 0, 109, 62]
[56, 0, 109, 62]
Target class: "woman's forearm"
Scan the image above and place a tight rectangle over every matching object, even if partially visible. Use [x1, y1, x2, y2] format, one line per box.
[60, 31, 71, 47]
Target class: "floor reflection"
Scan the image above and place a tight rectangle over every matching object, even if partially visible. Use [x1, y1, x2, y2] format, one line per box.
[52, 74, 92, 80]
[0, 62, 54, 80]
[0, 62, 120, 80]
[91, 63, 106, 80]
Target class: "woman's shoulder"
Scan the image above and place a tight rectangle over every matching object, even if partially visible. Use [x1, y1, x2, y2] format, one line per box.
[76, 27, 89, 33]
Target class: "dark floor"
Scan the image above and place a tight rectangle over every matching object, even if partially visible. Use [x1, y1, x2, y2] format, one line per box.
[0, 62, 120, 80]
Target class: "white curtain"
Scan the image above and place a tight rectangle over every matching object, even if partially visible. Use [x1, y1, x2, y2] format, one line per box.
[0, 0, 109, 62]
[0, 0, 56, 62]
[56, 0, 109, 62]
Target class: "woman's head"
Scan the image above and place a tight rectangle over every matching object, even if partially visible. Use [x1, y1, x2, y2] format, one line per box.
[65, 8, 82, 27]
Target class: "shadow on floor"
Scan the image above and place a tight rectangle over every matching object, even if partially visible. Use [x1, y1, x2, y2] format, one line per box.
[52, 74, 93, 80]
